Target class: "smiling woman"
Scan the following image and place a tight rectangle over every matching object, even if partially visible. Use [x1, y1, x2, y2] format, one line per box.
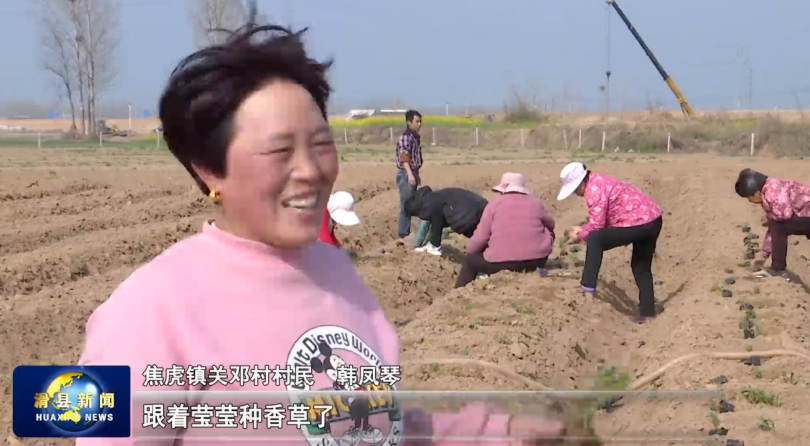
[75, 8, 565, 446]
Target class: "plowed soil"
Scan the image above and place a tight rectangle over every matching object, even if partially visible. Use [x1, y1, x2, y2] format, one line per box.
[1, 146, 809, 445]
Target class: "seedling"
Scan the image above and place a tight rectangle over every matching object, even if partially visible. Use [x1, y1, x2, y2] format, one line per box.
[494, 333, 510, 345]
[753, 286, 761, 295]
[752, 367, 763, 379]
[708, 410, 720, 428]
[741, 387, 779, 406]
[745, 345, 753, 352]
[461, 347, 470, 356]
[465, 303, 473, 310]
[510, 301, 536, 315]
[710, 284, 722, 292]
[431, 363, 440, 373]
[758, 417, 775, 432]
[738, 261, 751, 268]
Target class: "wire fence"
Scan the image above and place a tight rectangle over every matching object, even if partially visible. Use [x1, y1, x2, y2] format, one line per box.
[3, 120, 810, 157]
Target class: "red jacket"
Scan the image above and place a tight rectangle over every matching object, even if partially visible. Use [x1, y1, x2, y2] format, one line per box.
[319, 208, 341, 247]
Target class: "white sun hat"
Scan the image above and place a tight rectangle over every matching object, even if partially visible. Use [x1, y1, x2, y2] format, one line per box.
[557, 162, 588, 201]
[327, 191, 361, 226]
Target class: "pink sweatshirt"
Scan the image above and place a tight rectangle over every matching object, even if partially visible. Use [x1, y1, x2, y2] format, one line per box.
[467, 193, 555, 263]
[76, 221, 512, 445]
[578, 173, 662, 242]
[759, 177, 810, 256]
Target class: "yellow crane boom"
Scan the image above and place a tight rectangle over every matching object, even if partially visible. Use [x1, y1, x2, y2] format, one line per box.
[606, 0, 694, 116]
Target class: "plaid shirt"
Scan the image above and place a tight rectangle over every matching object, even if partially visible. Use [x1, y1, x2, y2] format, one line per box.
[394, 130, 423, 171]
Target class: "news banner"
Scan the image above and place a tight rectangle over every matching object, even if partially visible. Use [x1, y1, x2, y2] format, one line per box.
[13, 364, 724, 442]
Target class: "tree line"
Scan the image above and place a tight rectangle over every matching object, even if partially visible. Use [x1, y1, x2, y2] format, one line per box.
[37, 0, 260, 137]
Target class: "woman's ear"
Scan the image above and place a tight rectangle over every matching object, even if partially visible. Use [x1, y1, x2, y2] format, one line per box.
[192, 161, 224, 195]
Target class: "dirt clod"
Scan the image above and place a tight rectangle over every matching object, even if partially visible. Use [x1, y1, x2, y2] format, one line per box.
[726, 439, 744, 446]
[654, 280, 663, 285]
[722, 290, 733, 298]
[711, 375, 729, 385]
[719, 400, 736, 413]
[743, 328, 756, 339]
[709, 427, 729, 436]
[742, 225, 751, 233]
[724, 277, 736, 285]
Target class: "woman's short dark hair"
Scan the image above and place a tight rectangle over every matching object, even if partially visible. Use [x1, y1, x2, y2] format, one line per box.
[735, 168, 768, 197]
[158, 22, 332, 195]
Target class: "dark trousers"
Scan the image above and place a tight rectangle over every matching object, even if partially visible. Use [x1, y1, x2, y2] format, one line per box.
[769, 217, 810, 271]
[581, 217, 663, 317]
[455, 252, 547, 288]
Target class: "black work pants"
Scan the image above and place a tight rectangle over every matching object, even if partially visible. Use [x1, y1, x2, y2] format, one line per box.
[581, 217, 663, 318]
[455, 252, 547, 288]
[769, 217, 810, 271]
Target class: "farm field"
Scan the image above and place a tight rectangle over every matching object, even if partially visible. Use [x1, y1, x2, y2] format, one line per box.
[1, 145, 809, 445]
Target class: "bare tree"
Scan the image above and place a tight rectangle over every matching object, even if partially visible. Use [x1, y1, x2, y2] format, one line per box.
[38, 0, 78, 132]
[35, 0, 120, 136]
[186, 0, 249, 47]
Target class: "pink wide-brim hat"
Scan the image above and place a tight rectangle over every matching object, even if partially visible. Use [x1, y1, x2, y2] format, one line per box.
[492, 172, 531, 195]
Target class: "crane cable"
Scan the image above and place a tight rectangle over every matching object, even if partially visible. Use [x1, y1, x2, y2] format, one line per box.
[604, 3, 610, 116]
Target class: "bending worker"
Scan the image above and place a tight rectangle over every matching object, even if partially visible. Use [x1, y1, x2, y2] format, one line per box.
[319, 191, 361, 248]
[403, 186, 488, 256]
[456, 173, 555, 288]
[558, 162, 663, 323]
[735, 168, 810, 275]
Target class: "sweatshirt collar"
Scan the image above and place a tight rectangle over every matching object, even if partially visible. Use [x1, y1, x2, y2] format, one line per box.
[202, 220, 308, 264]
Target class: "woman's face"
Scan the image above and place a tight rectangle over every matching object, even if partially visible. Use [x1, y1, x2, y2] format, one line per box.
[575, 181, 586, 197]
[204, 80, 338, 248]
[748, 192, 763, 205]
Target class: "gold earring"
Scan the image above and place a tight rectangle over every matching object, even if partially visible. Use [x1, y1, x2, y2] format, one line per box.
[208, 190, 221, 203]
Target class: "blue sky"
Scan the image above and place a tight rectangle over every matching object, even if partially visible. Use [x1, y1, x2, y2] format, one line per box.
[1, 0, 810, 114]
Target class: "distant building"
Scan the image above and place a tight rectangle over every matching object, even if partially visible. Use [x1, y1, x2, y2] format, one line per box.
[346, 109, 408, 120]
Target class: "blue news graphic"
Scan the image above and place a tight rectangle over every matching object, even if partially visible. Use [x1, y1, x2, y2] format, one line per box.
[12, 365, 131, 438]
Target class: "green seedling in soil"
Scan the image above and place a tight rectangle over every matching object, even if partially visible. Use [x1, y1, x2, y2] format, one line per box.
[707, 400, 720, 412]
[738, 261, 751, 268]
[710, 284, 722, 292]
[572, 365, 630, 439]
[510, 301, 536, 316]
[461, 347, 470, 356]
[739, 310, 762, 336]
[470, 318, 483, 327]
[431, 363, 440, 373]
[494, 333, 510, 345]
[465, 303, 473, 310]
[752, 367, 763, 379]
[741, 387, 780, 406]
[758, 417, 775, 432]
[708, 410, 720, 428]
[745, 345, 754, 352]
[753, 286, 761, 295]
[755, 301, 766, 309]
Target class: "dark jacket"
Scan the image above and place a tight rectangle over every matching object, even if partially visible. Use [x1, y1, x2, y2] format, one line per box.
[405, 186, 488, 246]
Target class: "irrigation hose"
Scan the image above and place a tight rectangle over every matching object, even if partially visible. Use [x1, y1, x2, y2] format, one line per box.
[403, 349, 810, 391]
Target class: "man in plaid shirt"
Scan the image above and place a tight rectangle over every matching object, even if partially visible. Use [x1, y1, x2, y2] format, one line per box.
[395, 110, 423, 239]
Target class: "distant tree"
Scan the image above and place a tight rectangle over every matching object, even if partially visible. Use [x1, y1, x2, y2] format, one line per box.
[38, 0, 78, 131]
[186, 0, 249, 47]
[35, 0, 121, 136]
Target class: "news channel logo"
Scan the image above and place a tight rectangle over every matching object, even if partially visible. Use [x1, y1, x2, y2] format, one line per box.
[12, 365, 131, 438]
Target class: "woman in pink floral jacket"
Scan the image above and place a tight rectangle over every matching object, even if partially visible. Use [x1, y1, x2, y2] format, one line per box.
[557, 162, 663, 323]
[735, 168, 810, 275]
